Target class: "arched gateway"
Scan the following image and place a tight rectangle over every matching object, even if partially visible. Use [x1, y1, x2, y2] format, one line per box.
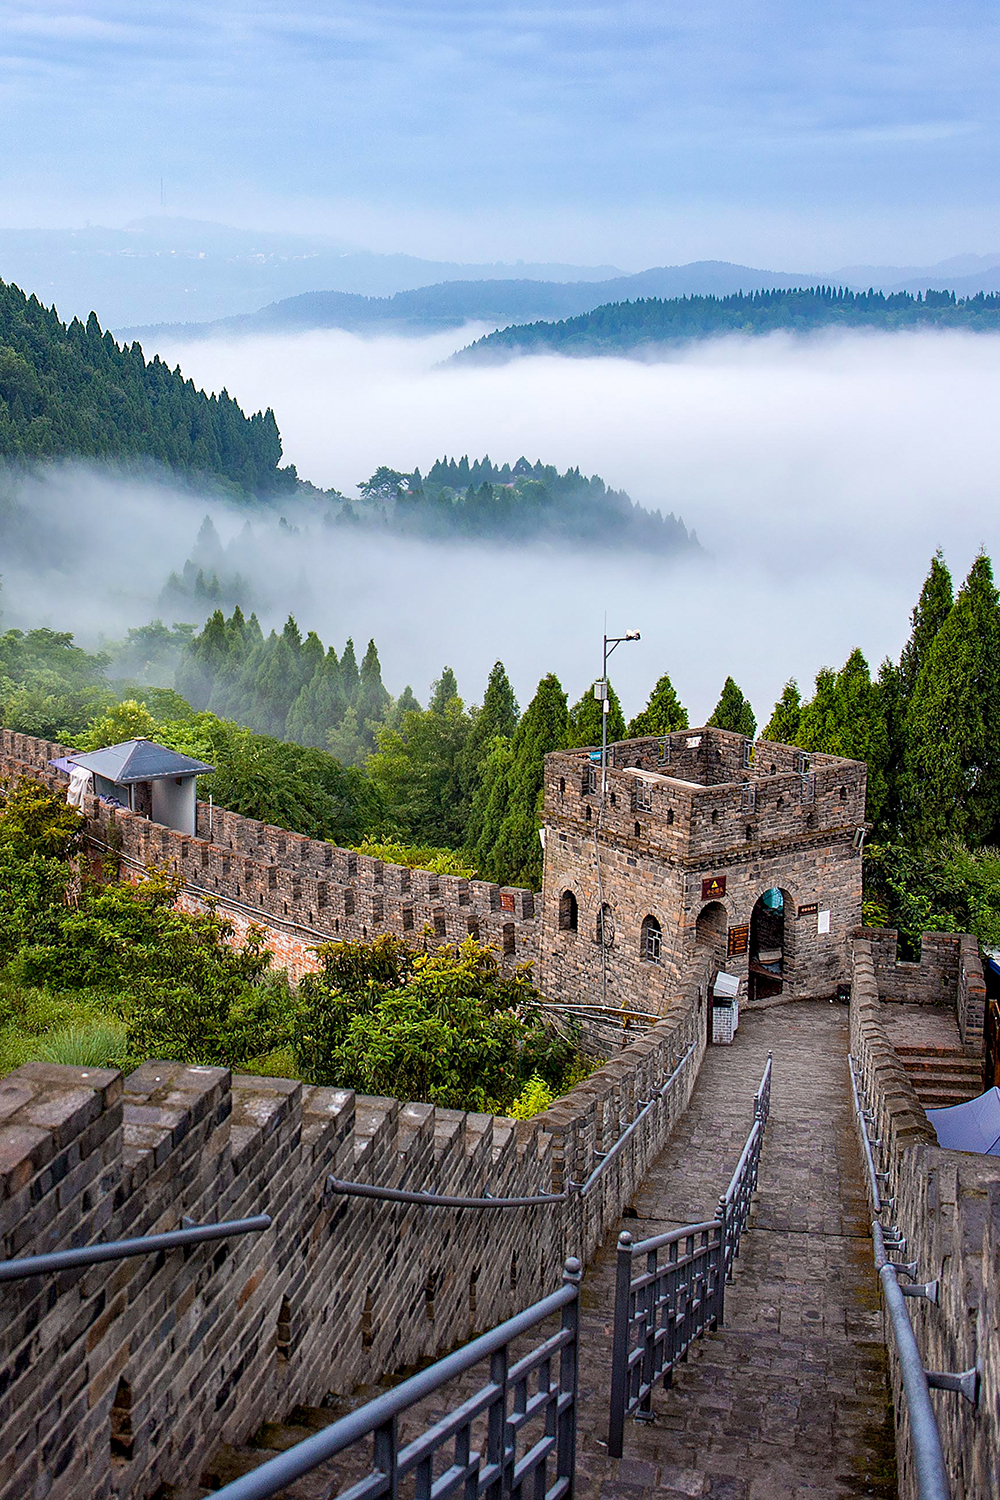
[538, 726, 866, 1013]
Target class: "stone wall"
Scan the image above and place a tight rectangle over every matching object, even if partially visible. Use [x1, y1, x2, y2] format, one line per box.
[0, 963, 709, 1500]
[864, 927, 987, 1052]
[0, 730, 539, 977]
[850, 939, 999, 1500]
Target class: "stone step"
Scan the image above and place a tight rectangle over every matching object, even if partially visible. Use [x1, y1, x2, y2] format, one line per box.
[895, 1043, 969, 1059]
[917, 1086, 982, 1108]
[898, 1056, 981, 1076]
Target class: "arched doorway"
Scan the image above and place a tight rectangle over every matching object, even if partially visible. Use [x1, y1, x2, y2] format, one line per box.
[695, 901, 728, 956]
[748, 888, 790, 1000]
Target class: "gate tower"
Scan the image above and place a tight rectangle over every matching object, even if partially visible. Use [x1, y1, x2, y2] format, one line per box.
[538, 727, 866, 1013]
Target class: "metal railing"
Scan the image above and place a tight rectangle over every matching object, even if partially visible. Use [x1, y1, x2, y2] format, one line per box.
[0, 1214, 271, 1282]
[849, 1054, 981, 1500]
[209, 1256, 582, 1500]
[324, 1037, 700, 1211]
[606, 1051, 772, 1457]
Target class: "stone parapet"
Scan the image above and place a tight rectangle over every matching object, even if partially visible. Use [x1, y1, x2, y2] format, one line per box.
[850, 938, 999, 1500]
[0, 969, 707, 1500]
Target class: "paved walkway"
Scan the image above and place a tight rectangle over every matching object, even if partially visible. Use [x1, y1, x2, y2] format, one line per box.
[572, 1001, 894, 1500]
[194, 1003, 894, 1500]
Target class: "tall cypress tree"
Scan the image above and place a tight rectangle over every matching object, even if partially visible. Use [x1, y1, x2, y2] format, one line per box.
[358, 640, 391, 731]
[430, 667, 460, 714]
[462, 662, 520, 850]
[627, 672, 688, 737]
[881, 552, 954, 835]
[762, 680, 801, 743]
[482, 674, 569, 888]
[567, 681, 626, 747]
[339, 639, 360, 705]
[903, 553, 1000, 844]
[707, 677, 756, 738]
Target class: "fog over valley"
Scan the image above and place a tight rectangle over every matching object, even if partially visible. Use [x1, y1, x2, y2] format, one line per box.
[0, 325, 997, 725]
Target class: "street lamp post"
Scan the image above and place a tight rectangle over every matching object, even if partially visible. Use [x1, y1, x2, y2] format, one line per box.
[595, 629, 641, 1011]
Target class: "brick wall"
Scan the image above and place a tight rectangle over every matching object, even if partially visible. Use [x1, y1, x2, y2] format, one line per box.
[0, 730, 540, 974]
[0, 961, 709, 1500]
[863, 927, 987, 1053]
[539, 729, 865, 1011]
[850, 939, 999, 1500]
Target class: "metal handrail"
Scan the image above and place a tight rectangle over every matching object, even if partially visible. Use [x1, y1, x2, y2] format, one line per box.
[848, 1054, 883, 1214]
[0, 1215, 271, 1282]
[578, 1038, 698, 1197]
[209, 1257, 583, 1500]
[872, 1222, 951, 1500]
[325, 1179, 568, 1209]
[607, 1051, 773, 1455]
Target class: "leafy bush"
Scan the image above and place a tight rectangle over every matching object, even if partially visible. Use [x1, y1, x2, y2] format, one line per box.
[351, 838, 477, 878]
[294, 935, 582, 1111]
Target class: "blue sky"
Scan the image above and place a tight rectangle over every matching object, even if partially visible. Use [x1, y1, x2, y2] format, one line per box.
[3, 1, 999, 266]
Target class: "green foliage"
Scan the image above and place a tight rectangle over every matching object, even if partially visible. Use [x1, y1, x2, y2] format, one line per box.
[762, 680, 801, 743]
[367, 680, 472, 847]
[38, 1019, 129, 1068]
[374, 455, 697, 553]
[294, 936, 581, 1111]
[79, 698, 159, 749]
[627, 672, 688, 737]
[864, 841, 1000, 950]
[707, 677, 756, 737]
[0, 779, 82, 860]
[567, 681, 626, 748]
[796, 651, 889, 822]
[0, 284, 294, 494]
[351, 838, 477, 878]
[479, 674, 569, 889]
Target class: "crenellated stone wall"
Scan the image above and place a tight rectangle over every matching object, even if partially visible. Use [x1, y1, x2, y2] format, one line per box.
[850, 938, 999, 1500]
[0, 729, 540, 980]
[0, 963, 709, 1500]
[863, 926, 987, 1051]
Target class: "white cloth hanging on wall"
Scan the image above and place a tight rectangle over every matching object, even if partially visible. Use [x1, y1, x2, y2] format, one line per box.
[66, 765, 93, 809]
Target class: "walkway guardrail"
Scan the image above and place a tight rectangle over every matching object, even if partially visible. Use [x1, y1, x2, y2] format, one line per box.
[209, 1256, 582, 1500]
[849, 1054, 981, 1500]
[0, 1214, 271, 1282]
[607, 1051, 772, 1457]
[325, 1038, 700, 1211]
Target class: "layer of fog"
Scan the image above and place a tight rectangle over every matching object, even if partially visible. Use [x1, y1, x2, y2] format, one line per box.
[5, 325, 1000, 727]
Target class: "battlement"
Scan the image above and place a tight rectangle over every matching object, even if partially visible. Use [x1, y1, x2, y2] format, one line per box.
[546, 729, 866, 862]
[0, 729, 539, 978]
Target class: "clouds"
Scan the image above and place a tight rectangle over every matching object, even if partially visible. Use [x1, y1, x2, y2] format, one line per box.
[1, 2, 1000, 266]
[9, 323, 996, 729]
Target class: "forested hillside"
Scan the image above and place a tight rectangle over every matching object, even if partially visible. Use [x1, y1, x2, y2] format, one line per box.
[453, 286, 1000, 363]
[5, 549, 1000, 946]
[351, 456, 698, 550]
[0, 280, 296, 494]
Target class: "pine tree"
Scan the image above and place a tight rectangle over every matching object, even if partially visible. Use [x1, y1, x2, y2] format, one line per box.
[762, 680, 801, 743]
[357, 640, 391, 736]
[707, 677, 756, 738]
[898, 551, 954, 701]
[903, 553, 1000, 844]
[797, 669, 840, 753]
[482, 674, 569, 888]
[339, 639, 360, 705]
[567, 681, 626, 747]
[462, 662, 520, 850]
[627, 672, 688, 737]
[430, 667, 459, 714]
[286, 647, 345, 748]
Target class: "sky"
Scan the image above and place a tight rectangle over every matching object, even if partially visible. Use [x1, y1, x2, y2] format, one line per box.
[2, 2, 1000, 267]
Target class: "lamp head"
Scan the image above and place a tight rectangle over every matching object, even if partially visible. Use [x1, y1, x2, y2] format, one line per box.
[625, 630, 641, 641]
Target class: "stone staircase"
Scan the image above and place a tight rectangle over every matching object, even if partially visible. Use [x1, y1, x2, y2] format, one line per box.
[894, 1043, 984, 1109]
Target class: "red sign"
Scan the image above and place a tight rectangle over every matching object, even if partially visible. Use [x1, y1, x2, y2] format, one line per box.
[797, 902, 818, 918]
[702, 876, 727, 900]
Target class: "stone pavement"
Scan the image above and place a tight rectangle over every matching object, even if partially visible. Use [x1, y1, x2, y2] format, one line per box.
[192, 1002, 894, 1500]
[570, 1000, 894, 1500]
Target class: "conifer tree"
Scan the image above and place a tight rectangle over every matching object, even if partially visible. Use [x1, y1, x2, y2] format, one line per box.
[358, 640, 391, 732]
[707, 677, 756, 738]
[797, 668, 840, 753]
[903, 553, 1000, 844]
[339, 639, 360, 705]
[762, 680, 801, 743]
[627, 672, 688, 737]
[898, 550, 954, 701]
[286, 647, 345, 748]
[482, 674, 569, 888]
[430, 667, 459, 714]
[567, 682, 625, 747]
[462, 662, 520, 849]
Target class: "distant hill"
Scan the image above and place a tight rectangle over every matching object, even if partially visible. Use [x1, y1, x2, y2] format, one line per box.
[0, 217, 622, 328]
[346, 456, 700, 554]
[0, 279, 295, 495]
[449, 286, 1000, 364]
[119, 260, 824, 343]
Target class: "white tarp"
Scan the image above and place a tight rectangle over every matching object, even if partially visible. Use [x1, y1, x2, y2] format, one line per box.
[927, 1086, 1000, 1156]
[66, 765, 93, 810]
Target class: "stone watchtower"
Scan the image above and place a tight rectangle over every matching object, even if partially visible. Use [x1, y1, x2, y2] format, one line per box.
[537, 728, 867, 1014]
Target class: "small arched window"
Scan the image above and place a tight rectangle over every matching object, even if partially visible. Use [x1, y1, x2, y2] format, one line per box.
[585, 804, 592, 821]
[641, 915, 662, 964]
[666, 809, 674, 825]
[559, 890, 578, 932]
[596, 903, 614, 947]
[559, 777, 566, 796]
